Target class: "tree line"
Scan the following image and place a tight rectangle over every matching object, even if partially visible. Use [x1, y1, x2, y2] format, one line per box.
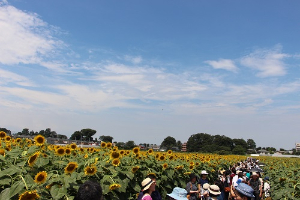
[3, 127, 298, 155]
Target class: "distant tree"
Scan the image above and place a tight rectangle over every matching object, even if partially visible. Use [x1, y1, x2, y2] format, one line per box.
[0, 128, 11, 135]
[186, 133, 213, 152]
[124, 141, 135, 150]
[116, 142, 125, 149]
[280, 148, 285, 151]
[266, 147, 276, 152]
[177, 140, 182, 151]
[57, 134, 68, 139]
[213, 135, 234, 150]
[161, 136, 177, 150]
[70, 129, 96, 141]
[233, 138, 247, 149]
[256, 147, 262, 151]
[70, 131, 81, 140]
[246, 139, 256, 149]
[232, 145, 247, 155]
[99, 135, 113, 143]
[22, 128, 30, 135]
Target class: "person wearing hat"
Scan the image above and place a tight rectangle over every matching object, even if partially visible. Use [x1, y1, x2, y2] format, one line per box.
[248, 172, 262, 200]
[140, 177, 156, 200]
[197, 170, 209, 199]
[202, 183, 210, 200]
[186, 173, 200, 200]
[230, 183, 255, 200]
[263, 176, 270, 198]
[167, 187, 188, 200]
[208, 185, 221, 200]
[137, 175, 162, 200]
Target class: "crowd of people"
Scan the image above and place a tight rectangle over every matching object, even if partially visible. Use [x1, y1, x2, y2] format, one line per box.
[74, 157, 271, 200]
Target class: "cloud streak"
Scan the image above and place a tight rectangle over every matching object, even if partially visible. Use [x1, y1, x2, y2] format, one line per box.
[0, 4, 64, 66]
[205, 59, 238, 72]
[240, 46, 288, 77]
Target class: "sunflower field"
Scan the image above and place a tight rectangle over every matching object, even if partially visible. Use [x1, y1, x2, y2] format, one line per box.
[0, 131, 299, 200]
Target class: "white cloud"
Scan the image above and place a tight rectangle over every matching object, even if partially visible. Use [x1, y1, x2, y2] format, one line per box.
[0, 4, 63, 65]
[240, 46, 288, 77]
[205, 59, 238, 72]
[0, 68, 35, 86]
[124, 55, 143, 64]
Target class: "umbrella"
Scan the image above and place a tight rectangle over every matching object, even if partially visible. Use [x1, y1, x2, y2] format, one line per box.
[258, 162, 266, 167]
[250, 168, 264, 173]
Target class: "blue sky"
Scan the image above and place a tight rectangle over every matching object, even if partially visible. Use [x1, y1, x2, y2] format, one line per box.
[1, 0, 300, 149]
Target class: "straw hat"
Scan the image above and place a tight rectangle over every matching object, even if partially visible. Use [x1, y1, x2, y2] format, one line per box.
[141, 178, 154, 191]
[203, 183, 210, 190]
[208, 185, 221, 195]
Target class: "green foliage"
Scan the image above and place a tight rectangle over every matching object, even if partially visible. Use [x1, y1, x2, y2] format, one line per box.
[161, 136, 177, 150]
[70, 128, 97, 141]
[99, 135, 114, 143]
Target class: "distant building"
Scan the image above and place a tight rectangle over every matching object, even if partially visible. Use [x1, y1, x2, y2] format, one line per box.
[296, 143, 300, 152]
[181, 142, 187, 152]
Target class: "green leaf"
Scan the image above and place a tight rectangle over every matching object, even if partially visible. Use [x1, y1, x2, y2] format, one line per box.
[10, 180, 25, 198]
[0, 188, 10, 200]
[50, 185, 67, 200]
[0, 165, 22, 178]
[35, 157, 49, 167]
[6, 149, 21, 158]
[126, 172, 134, 180]
[27, 146, 39, 155]
[0, 177, 11, 185]
[24, 174, 35, 188]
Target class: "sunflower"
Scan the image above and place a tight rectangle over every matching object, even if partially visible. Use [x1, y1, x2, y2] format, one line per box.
[34, 135, 45, 146]
[84, 165, 97, 176]
[167, 150, 173, 155]
[65, 148, 71, 155]
[28, 152, 39, 167]
[159, 155, 166, 161]
[162, 163, 168, 170]
[18, 190, 40, 200]
[84, 154, 88, 159]
[70, 143, 77, 150]
[120, 150, 125, 155]
[131, 166, 140, 173]
[189, 165, 194, 170]
[56, 147, 65, 156]
[110, 151, 120, 159]
[168, 155, 174, 160]
[0, 149, 5, 156]
[34, 171, 47, 184]
[5, 136, 11, 142]
[0, 131, 6, 139]
[112, 158, 120, 167]
[106, 142, 112, 148]
[109, 183, 121, 190]
[16, 138, 22, 143]
[147, 149, 153, 154]
[101, 142, 107, 148]
[64, 162, 78, 174]
[195, 162, 200, 166]
[155, 154, 160, 159]
[113, 146, 118, 151]
[132, 147, 140, 154]
[184, 172, 192, 175]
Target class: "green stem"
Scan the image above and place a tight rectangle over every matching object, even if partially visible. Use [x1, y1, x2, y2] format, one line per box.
[18, 175, 28, 190]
